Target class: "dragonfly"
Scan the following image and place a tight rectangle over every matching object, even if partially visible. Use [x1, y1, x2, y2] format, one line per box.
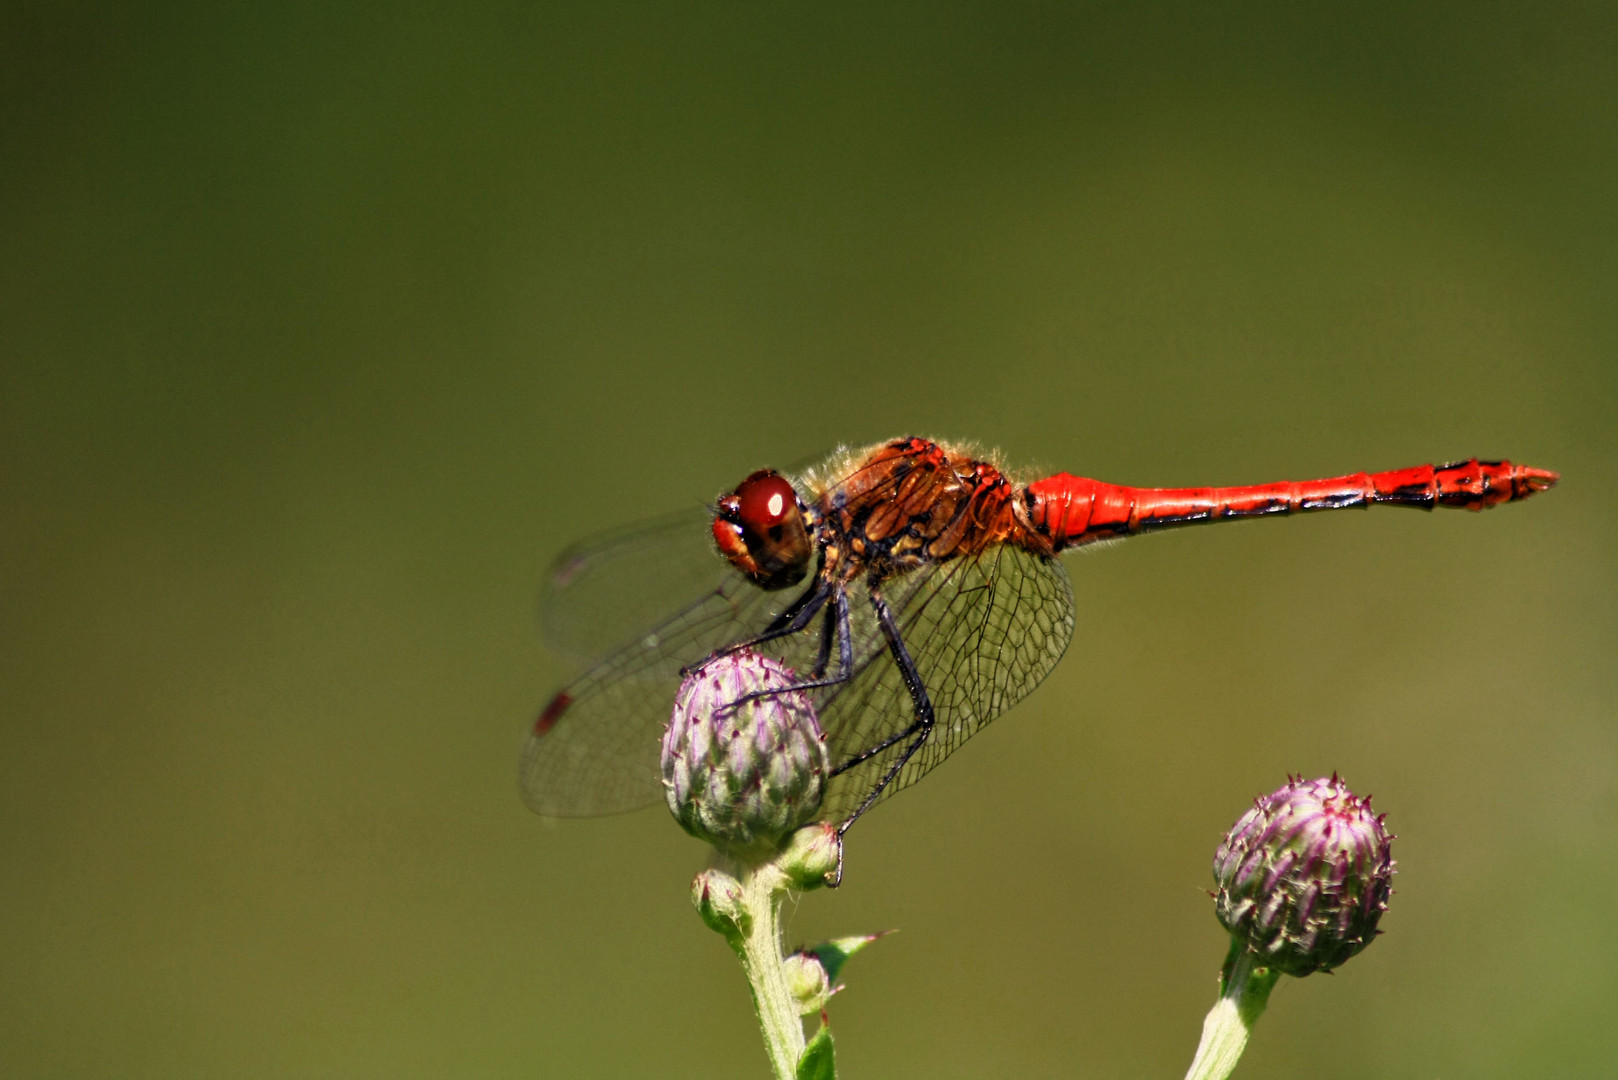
[522, 436, 1557, 831]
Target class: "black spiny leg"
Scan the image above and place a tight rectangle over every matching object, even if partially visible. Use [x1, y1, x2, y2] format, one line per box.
[832, 578, 936, 834]
[689, 575, 829, 678]
[810, 598, 838, 679]
[728, 587, 855, 703]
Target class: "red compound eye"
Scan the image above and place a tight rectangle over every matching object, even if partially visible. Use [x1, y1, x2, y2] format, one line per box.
[712, 469, 811, 591]
[734, 470, 798, 533]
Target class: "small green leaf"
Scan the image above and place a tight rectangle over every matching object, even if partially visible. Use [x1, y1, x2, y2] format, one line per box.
[796, 1022, 837, 1080]
[804, 931, 892, 986]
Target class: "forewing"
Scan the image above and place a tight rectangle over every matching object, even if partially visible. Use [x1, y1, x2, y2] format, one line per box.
[815, 544, 1076, 821]
[540, 507, 732, 663]
[521, 570, 793, 816]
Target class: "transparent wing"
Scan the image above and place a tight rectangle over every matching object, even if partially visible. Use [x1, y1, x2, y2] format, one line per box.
[814, 544, 1076, 821]
[539, 507, 731, 663]
[522, 519, 798, 816]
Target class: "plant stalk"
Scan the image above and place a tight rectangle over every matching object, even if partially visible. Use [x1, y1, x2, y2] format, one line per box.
[725, 860, 804, 1080]
[1184, 937, 1281, 1080]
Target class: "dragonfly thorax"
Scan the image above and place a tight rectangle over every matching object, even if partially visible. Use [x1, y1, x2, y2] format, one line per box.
[816, 438, 1036, 577]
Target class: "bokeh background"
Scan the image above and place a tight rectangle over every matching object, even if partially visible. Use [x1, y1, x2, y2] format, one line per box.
[3, 3, 1614, 1077]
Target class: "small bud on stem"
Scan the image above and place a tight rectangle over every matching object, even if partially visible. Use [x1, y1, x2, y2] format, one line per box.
[781, 952, 833, 1015]
[778, 821, 842, 890]
[691, 868, 749, 936]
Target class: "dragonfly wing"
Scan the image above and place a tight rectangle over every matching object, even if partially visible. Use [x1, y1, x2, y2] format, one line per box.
[522, 570, 791, 816]
[815, 544, 1076, 821]
[540, 507, 735, 663]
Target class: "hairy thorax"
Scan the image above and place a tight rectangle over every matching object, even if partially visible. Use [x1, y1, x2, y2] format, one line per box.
[812, 437, 1048, 581]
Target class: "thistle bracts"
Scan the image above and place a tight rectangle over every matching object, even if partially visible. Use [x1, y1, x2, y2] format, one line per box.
[661, 649, 829, 856]
[1213, 773, 1395, 976]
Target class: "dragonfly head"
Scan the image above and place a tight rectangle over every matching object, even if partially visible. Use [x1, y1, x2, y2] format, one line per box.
[713, 469, 813, 590]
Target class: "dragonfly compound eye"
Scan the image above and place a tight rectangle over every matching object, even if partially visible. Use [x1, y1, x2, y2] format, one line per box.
[711, 469, 812, 590]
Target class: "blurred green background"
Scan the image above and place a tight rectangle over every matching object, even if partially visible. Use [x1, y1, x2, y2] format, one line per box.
[3, 3, 1613, 1077]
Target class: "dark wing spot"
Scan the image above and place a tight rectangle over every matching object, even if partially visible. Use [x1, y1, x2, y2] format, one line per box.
[535, 692, 573, 737]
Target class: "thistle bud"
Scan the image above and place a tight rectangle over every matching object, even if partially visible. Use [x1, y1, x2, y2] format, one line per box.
[1213, 774, 1394, 977]
[778, 822, 842, 890]
[781, 951, 833, 1015]
[662, 649, 828, 856]
[691, 867, 749, 935]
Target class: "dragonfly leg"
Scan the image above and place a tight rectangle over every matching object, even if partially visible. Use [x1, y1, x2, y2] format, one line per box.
[684, 576, 830, 678]
[725, 588, 855, 704]
[836, 728, 930, 836]
[811, 599, 837, 679]
[832, 580, 936, 834]
[760, 574, 828, 638]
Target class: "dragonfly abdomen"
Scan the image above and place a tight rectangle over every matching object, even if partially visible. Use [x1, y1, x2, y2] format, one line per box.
[1024, 458, 1559, 551]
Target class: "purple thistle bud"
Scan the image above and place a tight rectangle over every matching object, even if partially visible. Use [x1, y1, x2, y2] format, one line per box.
[1213, 774, 1395, 977]
[662, 649, 828, 856]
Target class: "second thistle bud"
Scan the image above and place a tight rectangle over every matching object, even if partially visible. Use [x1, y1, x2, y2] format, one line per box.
[691, 867, 749, 936]
[778, 822, 842, 890]
[662, 648, 829, 857]
[781, 952, 833, 1015]
[1213, 774, 1395, 977]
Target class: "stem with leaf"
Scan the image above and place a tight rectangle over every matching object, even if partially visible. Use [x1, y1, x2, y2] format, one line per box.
[691, 824, 848, 1080]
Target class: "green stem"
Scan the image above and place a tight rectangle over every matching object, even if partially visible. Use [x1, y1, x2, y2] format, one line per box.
[1184, 937, 1281, 1080]
[725, 861, 804, 1080]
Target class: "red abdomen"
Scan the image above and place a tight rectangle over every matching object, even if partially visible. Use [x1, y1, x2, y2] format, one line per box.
[1024, 458, 1559, 551]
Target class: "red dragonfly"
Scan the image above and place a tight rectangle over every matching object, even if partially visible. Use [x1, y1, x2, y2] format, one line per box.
[523, 437, 1556, 830]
